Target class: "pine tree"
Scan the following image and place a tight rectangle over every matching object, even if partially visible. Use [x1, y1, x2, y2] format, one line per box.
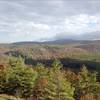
[51, 59, 63, 70]
[39, 63, 75, 100]
[76, 65, 98, 99]
[0, 58, 37, 97]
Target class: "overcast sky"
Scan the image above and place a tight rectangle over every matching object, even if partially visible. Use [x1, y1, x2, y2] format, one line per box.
[0, 0, 100, 43]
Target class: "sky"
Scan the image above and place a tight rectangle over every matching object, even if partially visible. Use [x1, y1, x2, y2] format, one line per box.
[0, 0, 100, 43]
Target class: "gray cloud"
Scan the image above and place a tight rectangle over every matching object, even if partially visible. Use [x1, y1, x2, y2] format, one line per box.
[81, 31, 100, 40]
[0, 0, 100, 42]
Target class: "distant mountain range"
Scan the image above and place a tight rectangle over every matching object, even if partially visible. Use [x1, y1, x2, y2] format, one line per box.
[11, 31, 100, 45]
[12, 39, 100, 45]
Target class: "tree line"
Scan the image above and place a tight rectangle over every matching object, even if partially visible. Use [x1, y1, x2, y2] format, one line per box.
[0, 57, 100, 100]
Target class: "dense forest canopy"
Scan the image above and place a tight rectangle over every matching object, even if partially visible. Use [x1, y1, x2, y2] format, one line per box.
[0, 57, 100, 100]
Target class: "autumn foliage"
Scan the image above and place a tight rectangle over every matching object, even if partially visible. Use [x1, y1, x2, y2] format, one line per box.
[0, 58, 100, 100]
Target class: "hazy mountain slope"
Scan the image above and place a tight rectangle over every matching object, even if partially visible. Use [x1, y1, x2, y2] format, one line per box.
[12, 40, 94, 45]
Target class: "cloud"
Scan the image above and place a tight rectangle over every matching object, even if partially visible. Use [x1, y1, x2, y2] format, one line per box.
[63, 14, 100, 33]
[54, 14, 100, 40]
[0, 0, 100, 42]
[81, 31, 100, 40]
[2, 21, 51, 40]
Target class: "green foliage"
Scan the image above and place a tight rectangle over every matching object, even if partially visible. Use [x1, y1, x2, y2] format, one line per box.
[0, 94, 24, 100]
[51, 59, 63, 70]
[33, 60, 75, 100]
[34, 63, 48, 77]
[0, 58, 37, 97]
[75, 65, 98, 99]
[35, 61, 75, 100]
[33, 63, 49, 99]
[9, 56, 25, 68]
[43, 70, 75, 100]
[0, 59, 99, 100]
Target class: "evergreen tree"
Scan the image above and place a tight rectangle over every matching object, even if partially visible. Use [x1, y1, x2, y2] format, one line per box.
[0, 58, 37, 97]
[38, 63, 75, 100]
[76, 65, 98, 99]
[51, 59, 63, 70]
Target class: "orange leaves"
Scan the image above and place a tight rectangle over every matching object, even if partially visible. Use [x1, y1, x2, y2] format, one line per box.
[80, 94, 96, 100]
[37, 76, 48, 88]
[0, 64, 5, 71]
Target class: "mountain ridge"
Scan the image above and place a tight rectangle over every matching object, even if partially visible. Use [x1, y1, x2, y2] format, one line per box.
[12, 39, 100, 45]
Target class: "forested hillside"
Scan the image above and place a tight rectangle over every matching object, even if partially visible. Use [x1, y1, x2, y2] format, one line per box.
[0, 58, 100, 100]
[0, 42, 100, 72]
[0, 42, 100, 100]
[0, 0, 100, 99]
